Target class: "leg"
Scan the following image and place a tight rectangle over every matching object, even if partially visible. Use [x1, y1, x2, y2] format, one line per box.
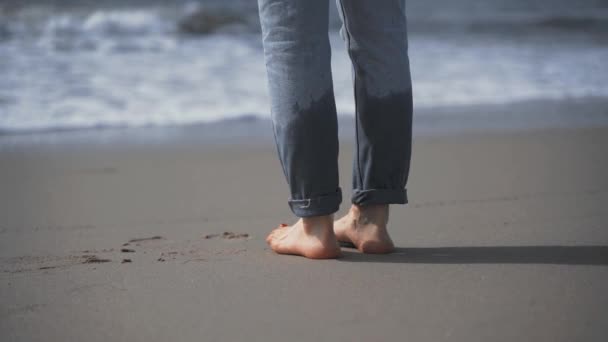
[257, 0, 341, 258]
[334, 0, 413, 253]
[258, 0, 342, 218]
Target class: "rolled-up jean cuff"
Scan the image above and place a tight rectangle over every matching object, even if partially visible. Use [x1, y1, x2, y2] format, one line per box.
[351, 188, 408, 206]
[288, 188, 342, 217]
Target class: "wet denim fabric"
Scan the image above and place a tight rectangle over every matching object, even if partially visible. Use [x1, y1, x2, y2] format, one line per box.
[257, 0, 413, 217]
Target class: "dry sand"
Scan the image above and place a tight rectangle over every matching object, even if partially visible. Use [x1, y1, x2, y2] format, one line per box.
[1, 126, 608, 341]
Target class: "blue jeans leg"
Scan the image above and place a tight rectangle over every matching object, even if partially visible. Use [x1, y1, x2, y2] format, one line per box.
[336, 0, 413, 206]
[257, 0, 342, 217]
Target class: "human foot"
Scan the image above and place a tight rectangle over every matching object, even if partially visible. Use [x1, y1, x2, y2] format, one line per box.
[334, 204, 395, 254]
[266, 215, 342, 259]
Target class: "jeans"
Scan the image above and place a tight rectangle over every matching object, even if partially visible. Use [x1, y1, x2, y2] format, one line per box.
[257, 0, 413, 217]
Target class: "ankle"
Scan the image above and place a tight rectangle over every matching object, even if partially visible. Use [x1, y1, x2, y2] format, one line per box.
[349, 204, 389, 226]
[301, 215, 334, 235]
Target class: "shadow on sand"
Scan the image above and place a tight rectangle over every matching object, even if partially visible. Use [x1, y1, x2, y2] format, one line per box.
[339, 245, 608, 265]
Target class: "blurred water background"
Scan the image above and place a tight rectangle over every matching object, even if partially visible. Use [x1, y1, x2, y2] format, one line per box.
[1, 0, 607, 134]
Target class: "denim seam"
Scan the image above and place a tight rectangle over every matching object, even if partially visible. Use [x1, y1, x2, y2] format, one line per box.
[297, 199, 311, 209]
[353, 188, 406, 193]
[269, 112, 288, 181]
[337, 0, 363, 190]
[352, 188, 408, 205]
[288, 189, 342, 217]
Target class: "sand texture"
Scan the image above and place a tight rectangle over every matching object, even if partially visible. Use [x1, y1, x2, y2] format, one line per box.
[1, 127, 608, 341]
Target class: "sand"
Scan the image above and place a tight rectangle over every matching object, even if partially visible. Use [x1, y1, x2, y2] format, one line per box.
[1, 126, 608, 341]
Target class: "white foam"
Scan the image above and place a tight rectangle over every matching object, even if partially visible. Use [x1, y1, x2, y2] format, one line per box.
[1, 22, 608, 133]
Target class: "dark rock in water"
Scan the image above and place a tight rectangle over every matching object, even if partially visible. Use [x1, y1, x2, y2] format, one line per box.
[178, 9, 246, 35]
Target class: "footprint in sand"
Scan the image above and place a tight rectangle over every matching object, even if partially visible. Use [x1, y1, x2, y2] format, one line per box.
[1, 254, 112, 273]
[81, 255, 111, 264]
[204, 232, 250, 240]
[122, 236, 164, 247]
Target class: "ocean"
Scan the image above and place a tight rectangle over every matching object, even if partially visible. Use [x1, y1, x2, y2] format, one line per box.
[1, 0, 607, 134]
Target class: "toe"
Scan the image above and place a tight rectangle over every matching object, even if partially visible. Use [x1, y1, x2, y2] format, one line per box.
[266, 230, 277, 244]
[266, 230, 279, 244]
[266, 225, 290, 244]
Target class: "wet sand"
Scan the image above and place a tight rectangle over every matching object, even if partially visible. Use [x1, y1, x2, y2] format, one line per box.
[1, 126, 608, 341]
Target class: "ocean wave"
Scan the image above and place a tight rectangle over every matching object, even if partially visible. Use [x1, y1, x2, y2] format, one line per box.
[0, 5, 262, 53]
[2, 3, 608, 135]
[0, 4, 259, 41]
[177, 7, 254, 35]
[2, 8, 173, 38]
[1, 3, 607, 45]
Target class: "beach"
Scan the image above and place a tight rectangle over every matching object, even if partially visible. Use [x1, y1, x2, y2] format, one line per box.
[2, 1, 608, 339]
[2, 121, 607, 341]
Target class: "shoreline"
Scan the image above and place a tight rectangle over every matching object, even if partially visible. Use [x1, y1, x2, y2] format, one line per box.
[1, 96, 608, 147]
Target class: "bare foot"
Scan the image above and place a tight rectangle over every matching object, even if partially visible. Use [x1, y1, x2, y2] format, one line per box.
[334, 204, 395, 254]
[266, 215, 342, 259]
